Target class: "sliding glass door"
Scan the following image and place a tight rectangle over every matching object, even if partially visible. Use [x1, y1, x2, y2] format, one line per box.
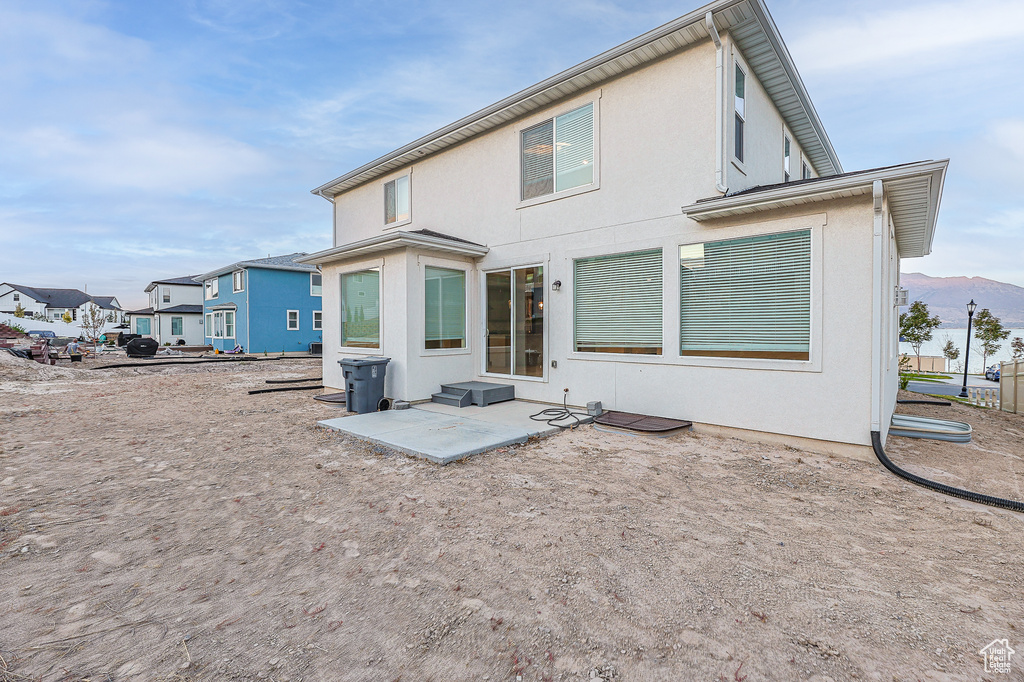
[485, 266, 543, 377]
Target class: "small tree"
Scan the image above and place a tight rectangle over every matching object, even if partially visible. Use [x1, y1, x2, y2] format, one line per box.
[972, 308, 1009, 370]
[899, 301, 941, 371]
[941, 336, 960, 373]
[79, 303, 108, 353]
[1011, 336, 1024, 361]
[13, 303, 26, 318]
[61, 311, 73, 323]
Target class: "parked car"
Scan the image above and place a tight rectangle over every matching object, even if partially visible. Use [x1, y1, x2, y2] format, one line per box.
[27, 330, 56, 338]
[985, 365, 1001, 381]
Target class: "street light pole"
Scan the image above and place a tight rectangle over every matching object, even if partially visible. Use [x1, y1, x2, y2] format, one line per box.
[959, 299, 977, 398]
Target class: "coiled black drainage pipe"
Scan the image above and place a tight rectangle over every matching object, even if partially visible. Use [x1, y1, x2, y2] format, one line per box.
[871, 431, 1024, 513]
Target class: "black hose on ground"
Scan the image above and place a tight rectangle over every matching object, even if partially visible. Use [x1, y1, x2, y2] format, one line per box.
[247, 385, 324, 395]
[871, 431, 1024, 514]
[897, 399, 952, 406]
[92, 358, 261, 370]
[529, 392, 590, 429]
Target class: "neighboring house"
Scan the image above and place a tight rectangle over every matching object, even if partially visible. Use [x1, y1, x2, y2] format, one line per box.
[0, 283, 122, 323]
[299, 0, 947, 458]
[126, 276, 205, 345]
[193, 254, 323, 354]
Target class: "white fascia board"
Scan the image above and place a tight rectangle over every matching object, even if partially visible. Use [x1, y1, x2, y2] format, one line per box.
[296, 232, 488, 266]
[681, 160, 948, 220]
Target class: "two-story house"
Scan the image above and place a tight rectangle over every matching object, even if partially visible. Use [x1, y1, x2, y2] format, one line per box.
[194, 253, 323, 354]
[126, 276, 205, 345]
[0, 283, 122, 323]
[299, 0, 947, 459]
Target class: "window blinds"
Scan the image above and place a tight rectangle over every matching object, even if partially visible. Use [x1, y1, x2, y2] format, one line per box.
[679, 230, 810, 360]
[521, 120, 554, 200]
[521, 102, 594, 200]
[554, 103, 594, 192]
[574, 249, 663, 354]
[425, 266, 466, 349]
[342, 270, 380, 348]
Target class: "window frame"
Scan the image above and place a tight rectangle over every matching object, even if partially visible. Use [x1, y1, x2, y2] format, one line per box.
[12, 293, 19, 302]
[232, 270, 245, 293]
[170, 316, 183, 336]
[802, 160, 812, 180]
[162, 287, 171, 303]
[224, 311, 235, 339]
[310, 272, 322, 297]
[383, 173, 412, 228]
[733, 60, 747, 165]
[286, 309, 299, 331]
[783, 134, 792, 183]
[312, 310, 323, 331]
[205, 278, 218, 300]
[423, 264, 468, 353]
[517, 97, 601, 209]
[340, 265, 382, 352]
[572, 248, 664, 356]
[205, 313, 213, 338]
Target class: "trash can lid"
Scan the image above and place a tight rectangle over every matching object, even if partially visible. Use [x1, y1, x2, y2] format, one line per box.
[339, 356, 391, 367]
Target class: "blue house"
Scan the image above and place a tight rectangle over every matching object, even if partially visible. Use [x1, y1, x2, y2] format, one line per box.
[193, 253, 323, 354]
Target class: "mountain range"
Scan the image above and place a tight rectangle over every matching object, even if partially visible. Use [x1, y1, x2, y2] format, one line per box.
[901, 273, 1024, 327]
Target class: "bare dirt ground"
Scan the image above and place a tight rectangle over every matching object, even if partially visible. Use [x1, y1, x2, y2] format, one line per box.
[1, 353, 1022, 682]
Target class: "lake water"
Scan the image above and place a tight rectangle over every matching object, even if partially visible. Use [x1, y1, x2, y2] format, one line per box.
[900, 328, 1024, 373]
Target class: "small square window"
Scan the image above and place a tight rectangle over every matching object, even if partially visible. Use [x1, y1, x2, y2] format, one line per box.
[287, 310, 299, 330]
[162, 287, 171, 303]
[313, 311, 322, 330]
[310, 272, 322, 296]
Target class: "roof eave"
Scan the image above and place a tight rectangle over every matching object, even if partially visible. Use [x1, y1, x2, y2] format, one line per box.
[297, 232, 489, 266]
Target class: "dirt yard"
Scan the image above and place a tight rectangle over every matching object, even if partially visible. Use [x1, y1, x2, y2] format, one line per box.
[1, 353, 1022, 681]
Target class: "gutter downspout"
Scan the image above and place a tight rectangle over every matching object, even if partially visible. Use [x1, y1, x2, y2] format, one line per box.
[317, 189, 338, 248]
[870, 179, 885, 437]
[706, 11, 728, 195]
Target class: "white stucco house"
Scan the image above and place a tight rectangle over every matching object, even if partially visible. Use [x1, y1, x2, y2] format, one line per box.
[126, 276, 205, 345]
[299, 0, 947, 459]
[0, 283, 122, 323]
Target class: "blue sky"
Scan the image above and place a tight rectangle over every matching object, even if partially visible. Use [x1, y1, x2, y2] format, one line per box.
[2, 0, 1023, 309]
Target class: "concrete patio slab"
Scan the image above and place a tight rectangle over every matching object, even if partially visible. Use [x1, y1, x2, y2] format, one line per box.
[318, 400, 593, 464]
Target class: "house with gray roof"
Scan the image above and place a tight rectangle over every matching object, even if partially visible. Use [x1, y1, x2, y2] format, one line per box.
[0, 283, 122, 322]
[126, 275, 205, 345]
[192, 253, 323, 354]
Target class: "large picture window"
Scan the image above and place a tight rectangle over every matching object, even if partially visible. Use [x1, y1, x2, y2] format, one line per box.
[424, 266, 466, 349]
[679, 230, 811, 360]
[341, 269, 380, 348]
[384, 175, 410, 226]
[574, 249, 662, 355]
[521, 103, 594, 201]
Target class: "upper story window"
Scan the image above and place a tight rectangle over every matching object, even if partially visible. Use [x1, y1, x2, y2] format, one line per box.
[521, 102, 594, 201]
[205, 278, 218, 300]
[310, 272, 322, 296]
[384, 175, 410, 226]
[232, 270, 245, 293]
[161, 287, 170, 303]
[802, 161, 812, 180]
[734, 64, 746, 163]
[13, 293, 19, 302]
[784, 136, 791, 182]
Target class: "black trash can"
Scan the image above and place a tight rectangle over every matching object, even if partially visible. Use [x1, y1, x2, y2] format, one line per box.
[339, 357, 390, 414]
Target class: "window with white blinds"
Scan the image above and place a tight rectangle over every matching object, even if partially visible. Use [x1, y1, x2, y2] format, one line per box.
[521, 103, 594, 201]
[574, 249, 662, 354]
[341, 269, 380, 348]
[679, 230, 811, 360]
[424, 266, 466, 349]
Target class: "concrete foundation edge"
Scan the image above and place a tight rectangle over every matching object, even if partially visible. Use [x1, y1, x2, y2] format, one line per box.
[691, 422, 875, 464]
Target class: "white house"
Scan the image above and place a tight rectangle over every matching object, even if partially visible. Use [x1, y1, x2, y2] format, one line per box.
[127, 276, 205, 345]
[0, 283, 122, 323]
[299, 0, 947, 459]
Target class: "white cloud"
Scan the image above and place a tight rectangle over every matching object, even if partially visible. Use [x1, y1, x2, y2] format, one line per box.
[788, 1, 1024, 74]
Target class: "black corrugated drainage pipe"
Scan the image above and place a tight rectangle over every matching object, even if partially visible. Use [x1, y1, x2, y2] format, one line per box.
[871, 431, 1024, 513]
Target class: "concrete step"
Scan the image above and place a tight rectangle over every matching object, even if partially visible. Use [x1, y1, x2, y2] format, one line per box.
[431, 389, 472, 407]
[439, 381, 515, 407]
